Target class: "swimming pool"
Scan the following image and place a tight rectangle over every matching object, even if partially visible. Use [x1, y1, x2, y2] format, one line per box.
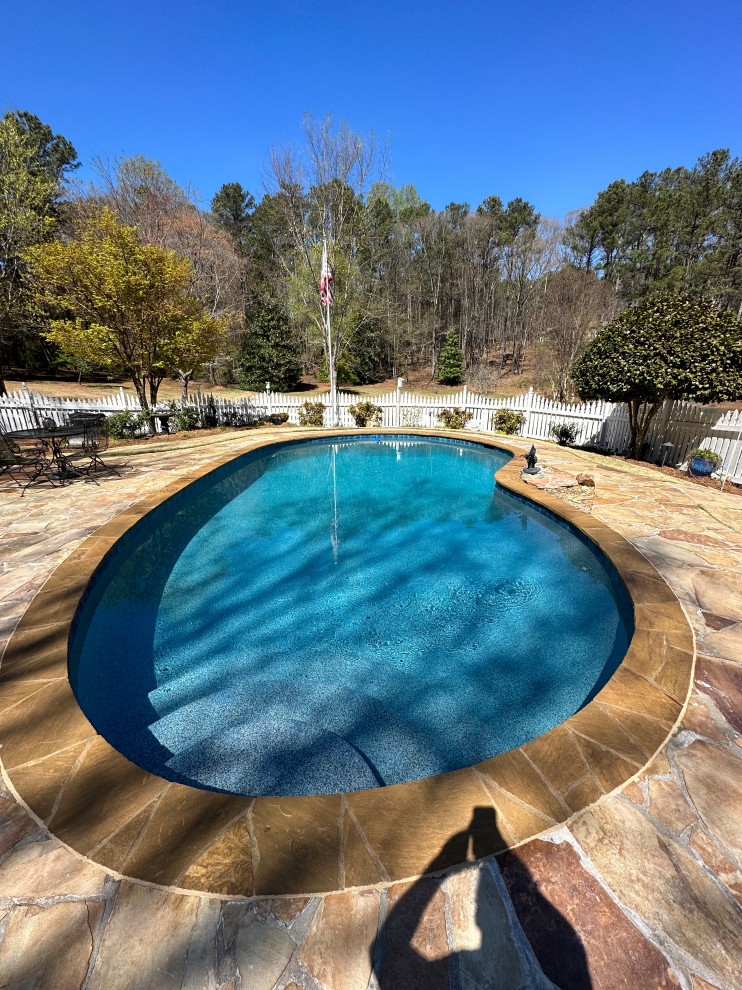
[69, 435, 633, 797]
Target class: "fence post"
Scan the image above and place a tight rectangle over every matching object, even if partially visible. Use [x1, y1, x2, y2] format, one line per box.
[721, 413, 742, 489]
[522, 387, 534, 437]
[646, 398, 674, 462]
[396, 378, 403, 427]
[266, 382, 272, 418]
[596, 401, 609, 449]
[22, 383, 41, 427]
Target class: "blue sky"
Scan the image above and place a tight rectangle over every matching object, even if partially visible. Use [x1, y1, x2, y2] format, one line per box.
[2, 0, 740, 218]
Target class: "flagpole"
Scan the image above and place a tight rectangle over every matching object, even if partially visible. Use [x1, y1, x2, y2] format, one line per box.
[328, 266, 337, 427]
[322, 236, 338, 427]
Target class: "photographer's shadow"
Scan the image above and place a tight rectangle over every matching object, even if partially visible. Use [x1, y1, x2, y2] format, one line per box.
[371, 806, 591, 990]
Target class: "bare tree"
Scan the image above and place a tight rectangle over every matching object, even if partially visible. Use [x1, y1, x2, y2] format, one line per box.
[86, 154, 195, 245]
[265, 114, 383, 422]
[535, 267, 618, 401]
[164, 207, 244, 396]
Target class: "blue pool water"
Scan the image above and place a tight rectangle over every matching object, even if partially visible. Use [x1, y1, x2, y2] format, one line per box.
[70, 436, 633, 796]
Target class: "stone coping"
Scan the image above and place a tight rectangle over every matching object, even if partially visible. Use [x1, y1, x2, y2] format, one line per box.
[0, 429, 695, 897]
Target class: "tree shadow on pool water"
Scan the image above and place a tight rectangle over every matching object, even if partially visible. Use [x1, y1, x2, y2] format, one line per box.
[371, 807, 592, 990]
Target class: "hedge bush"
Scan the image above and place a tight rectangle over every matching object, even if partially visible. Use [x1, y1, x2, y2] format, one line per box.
[493, 409, 524, 435]
[174, 406, 200, 432]
[298, 401, 325, 426]
[437, 407, 473, 430]
[549, 422, 578, 446]
[349, 401, 382, 427]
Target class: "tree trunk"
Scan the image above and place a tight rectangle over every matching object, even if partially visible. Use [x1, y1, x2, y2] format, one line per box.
[141, 377, 161, 436]
[178, 369, 193, 403]
[132, 377, 155, 436]
[627, 399, 662, 459]
[132, 377, 149, 412]
[148, 377, 162, 410]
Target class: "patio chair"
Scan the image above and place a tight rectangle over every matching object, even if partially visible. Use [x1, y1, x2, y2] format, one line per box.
[66, 411, 106, 427]
[63, 412, 105, 454]
[0, 430, 59, 496]
[66, 417, 119, 478]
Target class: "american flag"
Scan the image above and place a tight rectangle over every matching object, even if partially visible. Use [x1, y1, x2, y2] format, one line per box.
[320, 241, 333, 306]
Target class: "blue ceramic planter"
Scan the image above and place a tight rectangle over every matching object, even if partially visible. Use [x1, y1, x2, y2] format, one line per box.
[689, 456, 716, 478]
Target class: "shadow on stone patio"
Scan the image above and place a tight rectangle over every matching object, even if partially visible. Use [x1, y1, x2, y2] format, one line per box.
[371, 806, 591, 989]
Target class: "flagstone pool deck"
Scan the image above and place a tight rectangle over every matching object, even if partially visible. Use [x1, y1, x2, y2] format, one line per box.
[0, 427, 741, 989]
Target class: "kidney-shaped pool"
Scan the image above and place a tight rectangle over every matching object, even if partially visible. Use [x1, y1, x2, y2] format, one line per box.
[69, 435, 633, 796]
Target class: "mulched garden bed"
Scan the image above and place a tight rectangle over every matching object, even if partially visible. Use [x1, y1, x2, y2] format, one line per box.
[108, 423, 285, 449]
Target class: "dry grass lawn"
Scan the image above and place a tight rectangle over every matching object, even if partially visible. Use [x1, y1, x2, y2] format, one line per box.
[4, 372, 532, 403]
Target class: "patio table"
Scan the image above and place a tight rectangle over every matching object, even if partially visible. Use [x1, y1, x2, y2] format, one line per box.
[6, 425, 87, 480]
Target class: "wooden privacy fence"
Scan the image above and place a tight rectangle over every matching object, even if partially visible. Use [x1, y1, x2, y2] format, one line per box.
[2, 383, 741, 481]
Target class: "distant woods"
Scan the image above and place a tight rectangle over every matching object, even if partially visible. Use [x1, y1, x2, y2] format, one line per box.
[2, 108, 741, 400]
[566, 150, 742, 312]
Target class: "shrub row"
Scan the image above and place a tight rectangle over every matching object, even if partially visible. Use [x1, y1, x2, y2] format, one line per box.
[107, 402, 589, 449]
[106, 406, 290, 439]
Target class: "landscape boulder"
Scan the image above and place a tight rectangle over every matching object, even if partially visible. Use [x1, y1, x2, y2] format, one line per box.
[577, 473, 595, 487]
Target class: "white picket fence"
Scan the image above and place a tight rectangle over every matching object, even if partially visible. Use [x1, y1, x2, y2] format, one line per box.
[0, 387, 140, 432]
[2, 382, 741, 482]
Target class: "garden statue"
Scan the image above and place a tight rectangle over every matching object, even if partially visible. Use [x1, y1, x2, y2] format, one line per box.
[522, 445, 540, 475]
[203, 396, 218, 429]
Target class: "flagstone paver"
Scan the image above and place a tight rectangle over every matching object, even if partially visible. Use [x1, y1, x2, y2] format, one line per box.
[298, 890, 379, 990]
[498, 837, 683, 990]
[1, 426, 741, 988]
[447, 863, 532, 990]
[0, 899, 105, 989]
[86, 881, 200, 990]
[570, 797, 742, 989]
[232, 918, 296, 990]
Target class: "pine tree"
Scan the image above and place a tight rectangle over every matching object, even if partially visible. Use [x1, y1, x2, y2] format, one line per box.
[238, 302, 301, 391]
[436, 329, 465, 385]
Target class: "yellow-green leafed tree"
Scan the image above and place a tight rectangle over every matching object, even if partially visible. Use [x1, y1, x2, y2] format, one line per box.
[26, 208, 225, 422]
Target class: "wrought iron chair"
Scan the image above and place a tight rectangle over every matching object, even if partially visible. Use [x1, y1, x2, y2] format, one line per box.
[0, 430, 59, 496]
[64, 412, 103, 453]
[66, 411, 104, 424]
[65, 415, 119, 478]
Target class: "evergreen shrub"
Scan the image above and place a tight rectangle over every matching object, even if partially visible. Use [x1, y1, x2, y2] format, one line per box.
[549, 422, 578, 446]
[299, 401, 325, 426]
[436, 330, 465, 385]
[174, 407, 200, 432]
[107, 411, 138, 439]
[349, 401, 382, 427]
[437, 407, 473, 430]
[493, 409, 524, 435]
